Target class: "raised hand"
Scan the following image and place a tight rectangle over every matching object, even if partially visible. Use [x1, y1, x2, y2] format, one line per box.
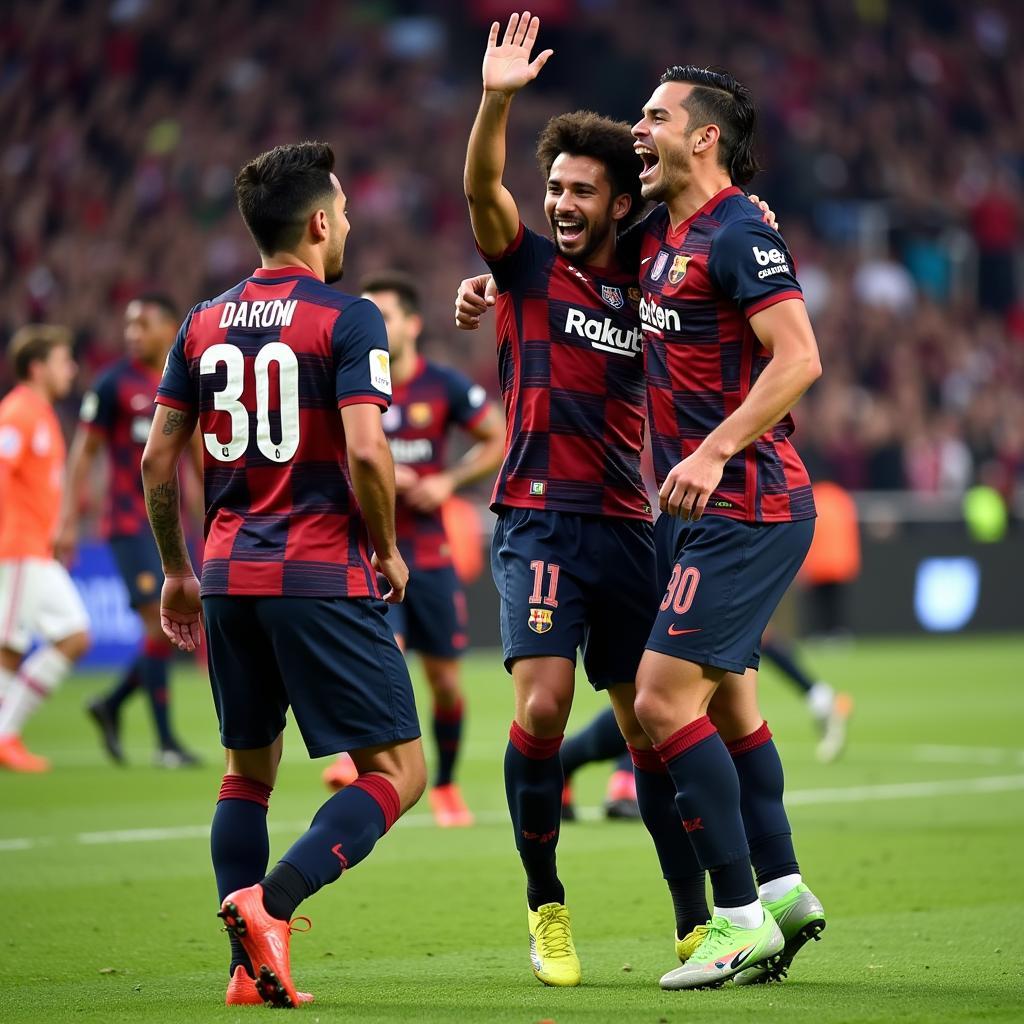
[482, 11, 553, 95]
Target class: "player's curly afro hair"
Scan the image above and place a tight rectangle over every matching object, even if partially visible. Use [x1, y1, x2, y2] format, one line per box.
[535, 111, 645, 228]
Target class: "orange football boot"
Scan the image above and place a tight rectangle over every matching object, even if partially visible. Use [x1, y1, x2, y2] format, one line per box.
[322, 752, 359, 792]
[225, 965, 313, 1006]
[428, 782, 474, 827]
[0, 735, 50, 772]
[218, 885, 308, 1008]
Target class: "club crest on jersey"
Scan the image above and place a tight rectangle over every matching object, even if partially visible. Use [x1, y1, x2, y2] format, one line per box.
[601, 285, 624, 309]
[408, 402, 433, 427]
[650, 251, 670, 281]
[528, 608, 554, 634]
[668, 254, 691, 285]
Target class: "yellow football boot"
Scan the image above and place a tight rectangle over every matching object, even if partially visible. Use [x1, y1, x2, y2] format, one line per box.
[527, 902, 581, 986]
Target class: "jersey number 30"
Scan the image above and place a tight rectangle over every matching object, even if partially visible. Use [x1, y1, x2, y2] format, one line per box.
[200, 342, 300, 463]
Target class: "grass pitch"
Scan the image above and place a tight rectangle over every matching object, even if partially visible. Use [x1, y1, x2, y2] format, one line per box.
[1, 634, 1022, 1023]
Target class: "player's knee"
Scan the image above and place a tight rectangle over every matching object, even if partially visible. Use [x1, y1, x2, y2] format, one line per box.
[425, 662, 461, 704]
[57, 629, 91, 663]
[519, 688, 571, 736]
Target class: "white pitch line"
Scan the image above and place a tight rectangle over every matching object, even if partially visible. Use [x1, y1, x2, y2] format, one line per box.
[912, 744, 1024, 766]
[2, 773, 1023, 855]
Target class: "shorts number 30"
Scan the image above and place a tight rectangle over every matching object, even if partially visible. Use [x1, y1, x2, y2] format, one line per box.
[660, 565, 700, 615]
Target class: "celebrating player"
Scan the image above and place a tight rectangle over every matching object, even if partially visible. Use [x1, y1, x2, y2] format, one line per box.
[57, 294, 201, 768]
[323, 271, 504, 827]
[141, 141, 426, 1007]
[630, 66, 826, 989]
[0, 326, 91, 772]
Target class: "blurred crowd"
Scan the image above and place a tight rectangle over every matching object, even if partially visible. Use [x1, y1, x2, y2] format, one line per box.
[2, 0, 1022, 503]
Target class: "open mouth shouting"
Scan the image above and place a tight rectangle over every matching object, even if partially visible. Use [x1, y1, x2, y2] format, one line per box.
[554, 216, 586, 247]
[635, 144, 660, 183]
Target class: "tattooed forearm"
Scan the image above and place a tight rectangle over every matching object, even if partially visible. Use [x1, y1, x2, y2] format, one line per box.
[145, 478, 190, 572]
[162, 408, 190, 436]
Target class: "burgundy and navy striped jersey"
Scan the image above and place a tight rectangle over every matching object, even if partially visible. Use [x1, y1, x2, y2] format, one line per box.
[79, 358, 162, 538]
[385, 356, 489, 570]
[640, 187, 815, 522]
[156, 266, 393, 598]
[482, 223, 651, 521]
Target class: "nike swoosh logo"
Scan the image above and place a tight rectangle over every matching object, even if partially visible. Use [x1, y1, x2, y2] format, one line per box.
[730, 946, 756, 970]
[641, 256, 654, 265]
[667, 625, 702, 636]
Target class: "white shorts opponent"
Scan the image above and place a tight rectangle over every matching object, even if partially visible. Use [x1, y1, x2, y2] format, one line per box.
[0, 559, 91, 654]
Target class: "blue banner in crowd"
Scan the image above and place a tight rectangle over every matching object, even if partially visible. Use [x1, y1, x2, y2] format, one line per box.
[69, 542, 141, 668]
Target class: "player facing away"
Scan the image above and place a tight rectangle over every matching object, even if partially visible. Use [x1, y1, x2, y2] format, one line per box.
[465, 13, 722, 986]
[141, 141, 426, 1008]
[323, 271, 504, 826]
[0, 326, 91, 771]
[630, 67, 826, 989]
[57, 295, 201, 768]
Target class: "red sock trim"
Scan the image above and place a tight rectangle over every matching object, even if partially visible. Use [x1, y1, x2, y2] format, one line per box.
[351, 774, 401, 832]
[433, 699, 464, 725]
[142, 636, 171, 659]
[726, 721, 772, 757]
[218, 774, 272, 808]
[628, 744, 667, 774]
[508, 721, 563, 760]
[655, 715, 717, 764]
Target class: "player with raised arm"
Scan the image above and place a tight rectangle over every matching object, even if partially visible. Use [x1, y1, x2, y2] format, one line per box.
[629, 67, 826, 989]
[57, 294, 201, 767]
[0, 326, 91, 771]
[141, 141, 426, 1008]
[323, 270, 504, 827]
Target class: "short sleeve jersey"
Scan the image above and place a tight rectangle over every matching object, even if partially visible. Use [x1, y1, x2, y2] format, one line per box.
[385, 356, 489, 570]
[0, 385, 65, 559]
[640, 188, 815, 522]
[481, 223, 651, 520]
[156, 266, 393, 597]
[79, 358, 162, 538]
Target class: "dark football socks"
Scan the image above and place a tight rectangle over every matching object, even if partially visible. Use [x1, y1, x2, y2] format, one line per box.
[261, 775, 401, 921]
[211, 775, 272, 976]
[139, 637, 173, 747]
[432, 698, 464, 787]
[728, 722, 800, 885]
[630, 745, 709, 936]
[560, 706, 627, 779]
[656, 715, 758, 909]
[761, 639, 814, 695]
[102, 659, 140, 711]
[505, 722, 565, 910]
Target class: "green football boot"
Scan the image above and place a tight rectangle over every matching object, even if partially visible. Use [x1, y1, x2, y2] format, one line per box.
[733, 883, 825, 985]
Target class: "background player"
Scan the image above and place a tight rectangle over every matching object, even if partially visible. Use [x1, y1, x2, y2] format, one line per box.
[0, 326, 91, 772]
[324, 271, 504, 827]
[141, 141, 426, 1007]
[57, 294, 201, 768]
[629, 66, 826, 989]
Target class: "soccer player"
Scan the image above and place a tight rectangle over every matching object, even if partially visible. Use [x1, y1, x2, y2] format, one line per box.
[0, 326, 91, 771]
[57, 294, 201, 767]
[630, 66, 826, 988]
[141, 141, 426, 1008]
[323, 271, 504, 826]
[464, 13, 702, 987]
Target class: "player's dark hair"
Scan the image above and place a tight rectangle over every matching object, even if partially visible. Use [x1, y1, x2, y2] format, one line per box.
[536, 111, 644, 228]
[659, 66, 759, 185]
[235, 141, 337, 255]
[133, 292, 178, 321]
[359, 270, 421, 315]
[8, 324, 73, 381]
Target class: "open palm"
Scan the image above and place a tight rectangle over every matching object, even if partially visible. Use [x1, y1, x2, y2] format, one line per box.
[482, 11, 553, 94]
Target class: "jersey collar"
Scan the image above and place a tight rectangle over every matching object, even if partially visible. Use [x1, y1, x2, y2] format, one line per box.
[250, 266, 321, 281]
[667, 185, 744, 241]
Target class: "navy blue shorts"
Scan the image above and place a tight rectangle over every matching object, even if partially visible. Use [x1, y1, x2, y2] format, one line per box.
[386, 565, 468, 659]
[109, 532, 163, 609]
[647, 513, 814, 674]
[491, 507, 658, 689]
[202, 596, 421, 758]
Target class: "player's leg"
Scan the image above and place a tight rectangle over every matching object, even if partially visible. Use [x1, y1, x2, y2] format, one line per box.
[0, 560, 90, 772]
[559, 706, 626, 819]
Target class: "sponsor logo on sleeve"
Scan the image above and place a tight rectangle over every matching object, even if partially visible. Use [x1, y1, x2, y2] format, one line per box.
[369, 349, 392, 395]
[752, 245, 791, 280]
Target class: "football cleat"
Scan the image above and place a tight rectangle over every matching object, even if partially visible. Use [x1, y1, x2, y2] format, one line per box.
[733, 884, 826, 985]
[603, 768, 641, 820]
[218, 884, 309, 1008]
[816, 693, 853, 763]
[225, 965, 314, 1006]
[322, 752, 359, 792]
[0, 734, 50, 773]
[428, 783, 474, 827]
[675, 924, 709, 963]
[154, 744, 202, 769]
[528, 902, 581, 987]
[659, 912, 783, 990]
[86, 699, 125, 764]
